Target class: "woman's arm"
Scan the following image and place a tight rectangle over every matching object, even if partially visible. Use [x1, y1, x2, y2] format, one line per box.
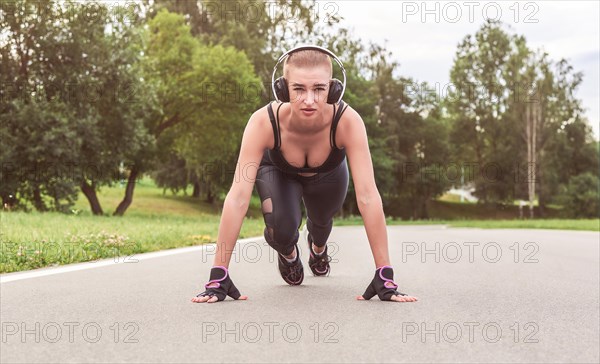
[212, 109, 270, 268]
[340, 107, 417, 302]
[340, 107, 390, 268]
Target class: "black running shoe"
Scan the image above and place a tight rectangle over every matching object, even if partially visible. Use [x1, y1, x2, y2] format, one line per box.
[307, 232, 332, 276]
[277, 244, 304, 285]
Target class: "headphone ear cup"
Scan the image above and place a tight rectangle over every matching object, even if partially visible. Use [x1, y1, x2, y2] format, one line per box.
[274, 77, 290, 102]
[327, 78, 343, 104]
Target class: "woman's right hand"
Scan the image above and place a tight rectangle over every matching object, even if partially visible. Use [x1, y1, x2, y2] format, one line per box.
[191, 266, 248, 303]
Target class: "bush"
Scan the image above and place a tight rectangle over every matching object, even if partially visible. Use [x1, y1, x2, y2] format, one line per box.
[557, 173, 600, 218]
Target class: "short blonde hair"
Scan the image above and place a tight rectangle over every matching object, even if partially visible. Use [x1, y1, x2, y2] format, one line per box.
[283, 50, 333, 79]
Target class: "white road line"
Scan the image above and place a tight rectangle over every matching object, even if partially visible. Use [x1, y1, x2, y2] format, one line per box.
[0, 237, 264, 283]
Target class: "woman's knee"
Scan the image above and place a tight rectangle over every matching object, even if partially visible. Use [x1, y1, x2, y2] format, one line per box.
[263, 222, 299, 256]
[260, 197, 300, 248]
[267, 219, 300, 244]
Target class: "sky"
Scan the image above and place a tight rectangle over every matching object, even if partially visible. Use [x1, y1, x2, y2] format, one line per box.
[321, 0, 599, 139]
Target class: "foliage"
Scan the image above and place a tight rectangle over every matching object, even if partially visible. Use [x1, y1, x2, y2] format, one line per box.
[141, 9, 262, 202]
[1, 3, 597, 219]
[0, 0, 156, 213]
[556, 173, 600, 218]
[447, 21, 597, 213]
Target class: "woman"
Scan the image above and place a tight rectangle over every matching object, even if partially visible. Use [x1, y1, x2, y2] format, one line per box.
[192, 45, 417, 303]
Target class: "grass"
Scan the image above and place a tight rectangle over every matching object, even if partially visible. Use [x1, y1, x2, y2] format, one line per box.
[336, 215, 599, 231]
[445, 219, 599, 231]
[1, 177, 266, 273]
[0, 211, 266, 273]
[1, 177, 597, 273]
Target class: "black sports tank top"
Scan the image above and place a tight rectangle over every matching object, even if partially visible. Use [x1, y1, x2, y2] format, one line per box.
[261, 101, 349, 174]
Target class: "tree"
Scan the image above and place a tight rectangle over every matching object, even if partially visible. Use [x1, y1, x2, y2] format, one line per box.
[542, 116, 599, 212]
[116, 9, 261, 211]
[556, 173, 600, 218]
[448, 21, 521, 204]
[138, 1, 360, 204]
[170, 43, 262, 203]
[1, 0, 77, 211]
[148, 0, 330, 103]
[0, 0, 157, 214]
[357, 42, 451, 218]
[448, 21, 596, 216]
[1, 99, 84, 212]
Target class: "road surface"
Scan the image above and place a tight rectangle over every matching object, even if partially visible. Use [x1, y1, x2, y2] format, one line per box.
[1, 225, 599, 363]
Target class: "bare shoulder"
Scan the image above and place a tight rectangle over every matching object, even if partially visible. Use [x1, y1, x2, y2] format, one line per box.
[245, 103, 276, 150]
[336, 103, 366, 149]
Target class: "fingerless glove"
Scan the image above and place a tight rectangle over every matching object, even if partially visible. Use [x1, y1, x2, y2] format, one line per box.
[195, 266, 242, 301]
[361, 265, 408, 301]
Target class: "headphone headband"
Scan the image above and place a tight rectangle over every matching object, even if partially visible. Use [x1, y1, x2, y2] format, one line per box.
[271, 45, 347, 103]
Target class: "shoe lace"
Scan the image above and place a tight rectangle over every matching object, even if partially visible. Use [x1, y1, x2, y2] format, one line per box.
[308, 234, 331, 268]
[310, 252, 332, 273]
[285, 261, 303, 281]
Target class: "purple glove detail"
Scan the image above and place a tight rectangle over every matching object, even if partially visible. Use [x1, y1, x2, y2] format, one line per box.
[362, 265, 408, 301]
[196, 266, 242, 301]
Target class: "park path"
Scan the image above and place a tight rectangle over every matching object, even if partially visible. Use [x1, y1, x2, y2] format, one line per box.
[1, 226, 599, 363]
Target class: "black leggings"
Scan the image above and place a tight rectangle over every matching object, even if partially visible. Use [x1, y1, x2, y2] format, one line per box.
[255, 159, 349, 256]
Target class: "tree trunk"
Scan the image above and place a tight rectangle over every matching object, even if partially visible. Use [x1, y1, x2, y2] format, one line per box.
[81, 181, 104, 215]
[473, 134, 487, 203]
[206, 186, 214, 204]
[32, 185, 46, 212]
[537, 149, 545, 217]
[411, 197, 421, 220]
[419, 198, 429, 219]
[192, 180, 200, 198]
[205, 181, 215, 204]
[525, 102, 539, 219]
[114, 165, 140, 216]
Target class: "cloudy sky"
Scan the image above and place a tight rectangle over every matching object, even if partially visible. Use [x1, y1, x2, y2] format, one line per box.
[325, 0, 599, 138]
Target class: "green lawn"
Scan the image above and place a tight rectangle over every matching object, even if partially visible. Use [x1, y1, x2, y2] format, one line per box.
[446, 219, 599, 230]
[337, 215, 599, 231]
[1, 177, 265, 273]
[1, 178, 597, 273]
[0, 211, 267, 273]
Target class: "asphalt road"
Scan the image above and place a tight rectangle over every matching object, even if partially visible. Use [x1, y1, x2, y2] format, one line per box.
[1, 225, 599, 363]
